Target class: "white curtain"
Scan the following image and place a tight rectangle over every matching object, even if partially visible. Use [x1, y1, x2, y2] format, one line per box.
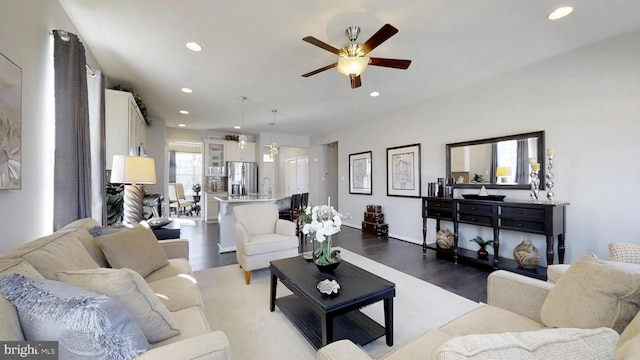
[87, 69, 106, 225]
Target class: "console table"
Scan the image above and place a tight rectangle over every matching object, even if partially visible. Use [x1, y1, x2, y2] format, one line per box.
[421, 197, 569, 279]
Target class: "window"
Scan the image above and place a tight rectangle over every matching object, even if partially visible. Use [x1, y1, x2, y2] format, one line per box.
[174, 152, 202, 196]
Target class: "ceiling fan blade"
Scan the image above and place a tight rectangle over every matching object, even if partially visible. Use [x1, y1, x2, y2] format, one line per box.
[301, 63, 338, 77]
[369, 57, 412, 69]
[302, 36, 340, 55]
[361, 24, 398, 55]
[350, 74, 362, 89]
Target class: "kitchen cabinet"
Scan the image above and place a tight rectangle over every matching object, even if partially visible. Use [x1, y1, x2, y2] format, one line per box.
[225, 140, 256, 162]
[105, 89, 147, 169]
[204, 191, 227, 223]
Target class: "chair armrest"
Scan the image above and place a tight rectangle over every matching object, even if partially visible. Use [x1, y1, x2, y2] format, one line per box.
[158, 239, 189, 259]
[317, 340, 373, 360]
[136, 331, 231, 360]
[487, 270, 553, 323]
[275, 219, 296, 236]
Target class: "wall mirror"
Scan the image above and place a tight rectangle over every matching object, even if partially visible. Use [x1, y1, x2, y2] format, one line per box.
[446, 131, 545, 190]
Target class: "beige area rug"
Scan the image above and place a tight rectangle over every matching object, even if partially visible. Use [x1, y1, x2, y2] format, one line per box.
[194, 248, 482, 360]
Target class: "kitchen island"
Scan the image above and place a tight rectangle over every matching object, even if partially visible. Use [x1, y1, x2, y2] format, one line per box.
[215, 195, 279, 253]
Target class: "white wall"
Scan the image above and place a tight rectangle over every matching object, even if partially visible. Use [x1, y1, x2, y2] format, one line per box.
[0, 0, 100, 252]
[310, 29, 640, 265]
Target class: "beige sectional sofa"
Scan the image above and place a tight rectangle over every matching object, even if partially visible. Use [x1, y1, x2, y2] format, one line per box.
[0, 217, 231, 360]
[318, 252, 640, 360]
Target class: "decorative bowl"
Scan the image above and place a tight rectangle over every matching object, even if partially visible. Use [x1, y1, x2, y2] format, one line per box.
[317, 279, 340, 295]
[461, 194, 506, 201]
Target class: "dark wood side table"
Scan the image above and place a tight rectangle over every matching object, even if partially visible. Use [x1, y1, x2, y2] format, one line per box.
[270, 256, 395, 349]
[152, 221, 181, 240]
[422, 196, 569, 280]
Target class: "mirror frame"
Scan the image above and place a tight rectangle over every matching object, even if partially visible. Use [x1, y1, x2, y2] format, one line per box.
[445, 130, 545, 190]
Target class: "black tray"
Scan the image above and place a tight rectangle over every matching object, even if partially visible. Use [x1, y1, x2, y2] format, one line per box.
[461, 194, 506, 201]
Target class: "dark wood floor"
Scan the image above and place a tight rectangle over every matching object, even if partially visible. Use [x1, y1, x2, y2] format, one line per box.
[179, 219, 490, 303]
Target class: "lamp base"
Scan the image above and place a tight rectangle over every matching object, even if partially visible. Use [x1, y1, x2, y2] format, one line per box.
[123, 184, 145, 225]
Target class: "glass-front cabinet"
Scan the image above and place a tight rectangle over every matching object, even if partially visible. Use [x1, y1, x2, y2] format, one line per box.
[206, 141, 225, 176]
[204, 139, 228, 223]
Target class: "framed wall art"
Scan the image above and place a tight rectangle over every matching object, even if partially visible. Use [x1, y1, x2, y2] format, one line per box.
[386, 143, 421, 197]
[0, 52, 22, 190]
[349, 151, 372, 195]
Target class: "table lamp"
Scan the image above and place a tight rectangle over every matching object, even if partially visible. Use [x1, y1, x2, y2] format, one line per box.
[110, 155, 156, 225]
[496, 166, 512, 183]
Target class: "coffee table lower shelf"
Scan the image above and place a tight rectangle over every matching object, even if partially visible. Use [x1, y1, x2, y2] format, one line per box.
[276, 294, 385, 350]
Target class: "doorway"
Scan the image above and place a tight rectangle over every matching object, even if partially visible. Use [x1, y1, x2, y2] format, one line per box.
[285, 155, 309, 196]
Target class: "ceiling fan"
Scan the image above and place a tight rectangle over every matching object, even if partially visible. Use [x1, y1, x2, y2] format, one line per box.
[301, 24, 412, 89]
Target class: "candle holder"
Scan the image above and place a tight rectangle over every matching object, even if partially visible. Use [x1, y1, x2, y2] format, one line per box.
[530, 168, 540, 203]
[546, 154, 555, 203]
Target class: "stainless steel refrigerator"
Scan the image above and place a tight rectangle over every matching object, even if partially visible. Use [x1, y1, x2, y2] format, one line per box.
[226, 161, 258, 196]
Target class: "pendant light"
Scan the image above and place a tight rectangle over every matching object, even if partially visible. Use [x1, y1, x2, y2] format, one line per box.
[269, 109, 279, 156]
[238, 96, 248, 150]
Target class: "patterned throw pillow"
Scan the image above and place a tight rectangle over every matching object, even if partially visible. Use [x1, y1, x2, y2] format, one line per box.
[608, 242, 640, 264]
[0, 273, 148, 360]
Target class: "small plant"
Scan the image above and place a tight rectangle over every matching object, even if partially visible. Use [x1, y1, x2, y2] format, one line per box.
[472, 173, 485, 183]
[469, 236, 493, 259]
[469, 236, 493, 249]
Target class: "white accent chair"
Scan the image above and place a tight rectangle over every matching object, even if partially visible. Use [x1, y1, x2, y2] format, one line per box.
[234, 203, 299, 284]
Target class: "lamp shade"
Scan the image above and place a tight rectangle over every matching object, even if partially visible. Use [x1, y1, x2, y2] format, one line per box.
[110, 155, 156, 184]
[496, 166, 512, 177]
[337, 56, 370, 76]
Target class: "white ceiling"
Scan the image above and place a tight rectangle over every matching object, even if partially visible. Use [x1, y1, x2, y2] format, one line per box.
[58, 0, 640, 137]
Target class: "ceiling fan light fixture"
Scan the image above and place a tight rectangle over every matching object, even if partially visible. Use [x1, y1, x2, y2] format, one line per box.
[548, 6, 573, 20]
[337, 56, 370, 76]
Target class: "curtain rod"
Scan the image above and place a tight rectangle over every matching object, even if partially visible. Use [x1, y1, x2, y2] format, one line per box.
[51, 30, 97, 77]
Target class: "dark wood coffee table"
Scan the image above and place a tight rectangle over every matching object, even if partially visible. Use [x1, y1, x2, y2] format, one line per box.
[270, 256, 395, 349]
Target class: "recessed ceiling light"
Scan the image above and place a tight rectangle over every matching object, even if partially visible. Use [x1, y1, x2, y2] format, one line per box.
[181, 87, 193, 93]
[178, 123, 186, 127]
[548, 6, 573, 20]
[234, 125, 241, 129]
[370, 91, 380, 97]
[179, 110, 189, 115]
[186, 42, 202, 51]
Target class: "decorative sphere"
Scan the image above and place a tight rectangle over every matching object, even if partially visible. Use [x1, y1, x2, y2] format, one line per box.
[513, 241, 541, 269]
[436, 228, 454, 249]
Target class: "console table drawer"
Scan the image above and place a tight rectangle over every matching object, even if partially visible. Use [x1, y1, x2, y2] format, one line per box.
[500, 218, 545, 233]
[427, 209, 454, 220]
[458, 203, 492, 215]
[500, 206, 545, 220]
[427, 200, 453, 210]
[458, 213, 492, 226]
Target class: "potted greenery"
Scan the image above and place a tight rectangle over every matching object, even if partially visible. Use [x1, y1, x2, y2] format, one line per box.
[469, 236, 493, 259]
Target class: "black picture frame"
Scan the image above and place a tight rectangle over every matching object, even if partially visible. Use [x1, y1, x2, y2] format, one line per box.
[349, 151, 372, 195]
[386, 144, 421, 197]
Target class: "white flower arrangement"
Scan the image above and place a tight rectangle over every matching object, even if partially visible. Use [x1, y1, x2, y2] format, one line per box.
[300, 205, 343, 242]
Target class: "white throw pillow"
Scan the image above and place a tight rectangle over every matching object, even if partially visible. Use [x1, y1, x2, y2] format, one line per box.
[56, 267, 181, 343]
[609, 242, 640, 264]
[435, 327, 619, 360]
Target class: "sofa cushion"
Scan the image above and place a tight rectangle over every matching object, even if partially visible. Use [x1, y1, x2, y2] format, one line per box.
[75, 229, 110, 267]
[5, 231, 100, 279]
[0, 273, 148, 360]
[147, 274, 203, 312]
[385, 329, 453, 360]
[434, 327, 619, 360]
[439, 305, 546, 337]
[56, 268, 181, 343]
[0, 258, 44, 279]
[95, 224, 169, 278]
[616, 332, 640, 360]
[150, 306, 211, 348]
[609, 242, 640, 264]
[618, 310, 640, 350]
[540, 253, 640, 333]
[59, 217, 101, 232]
[144, 258, 193, 282]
